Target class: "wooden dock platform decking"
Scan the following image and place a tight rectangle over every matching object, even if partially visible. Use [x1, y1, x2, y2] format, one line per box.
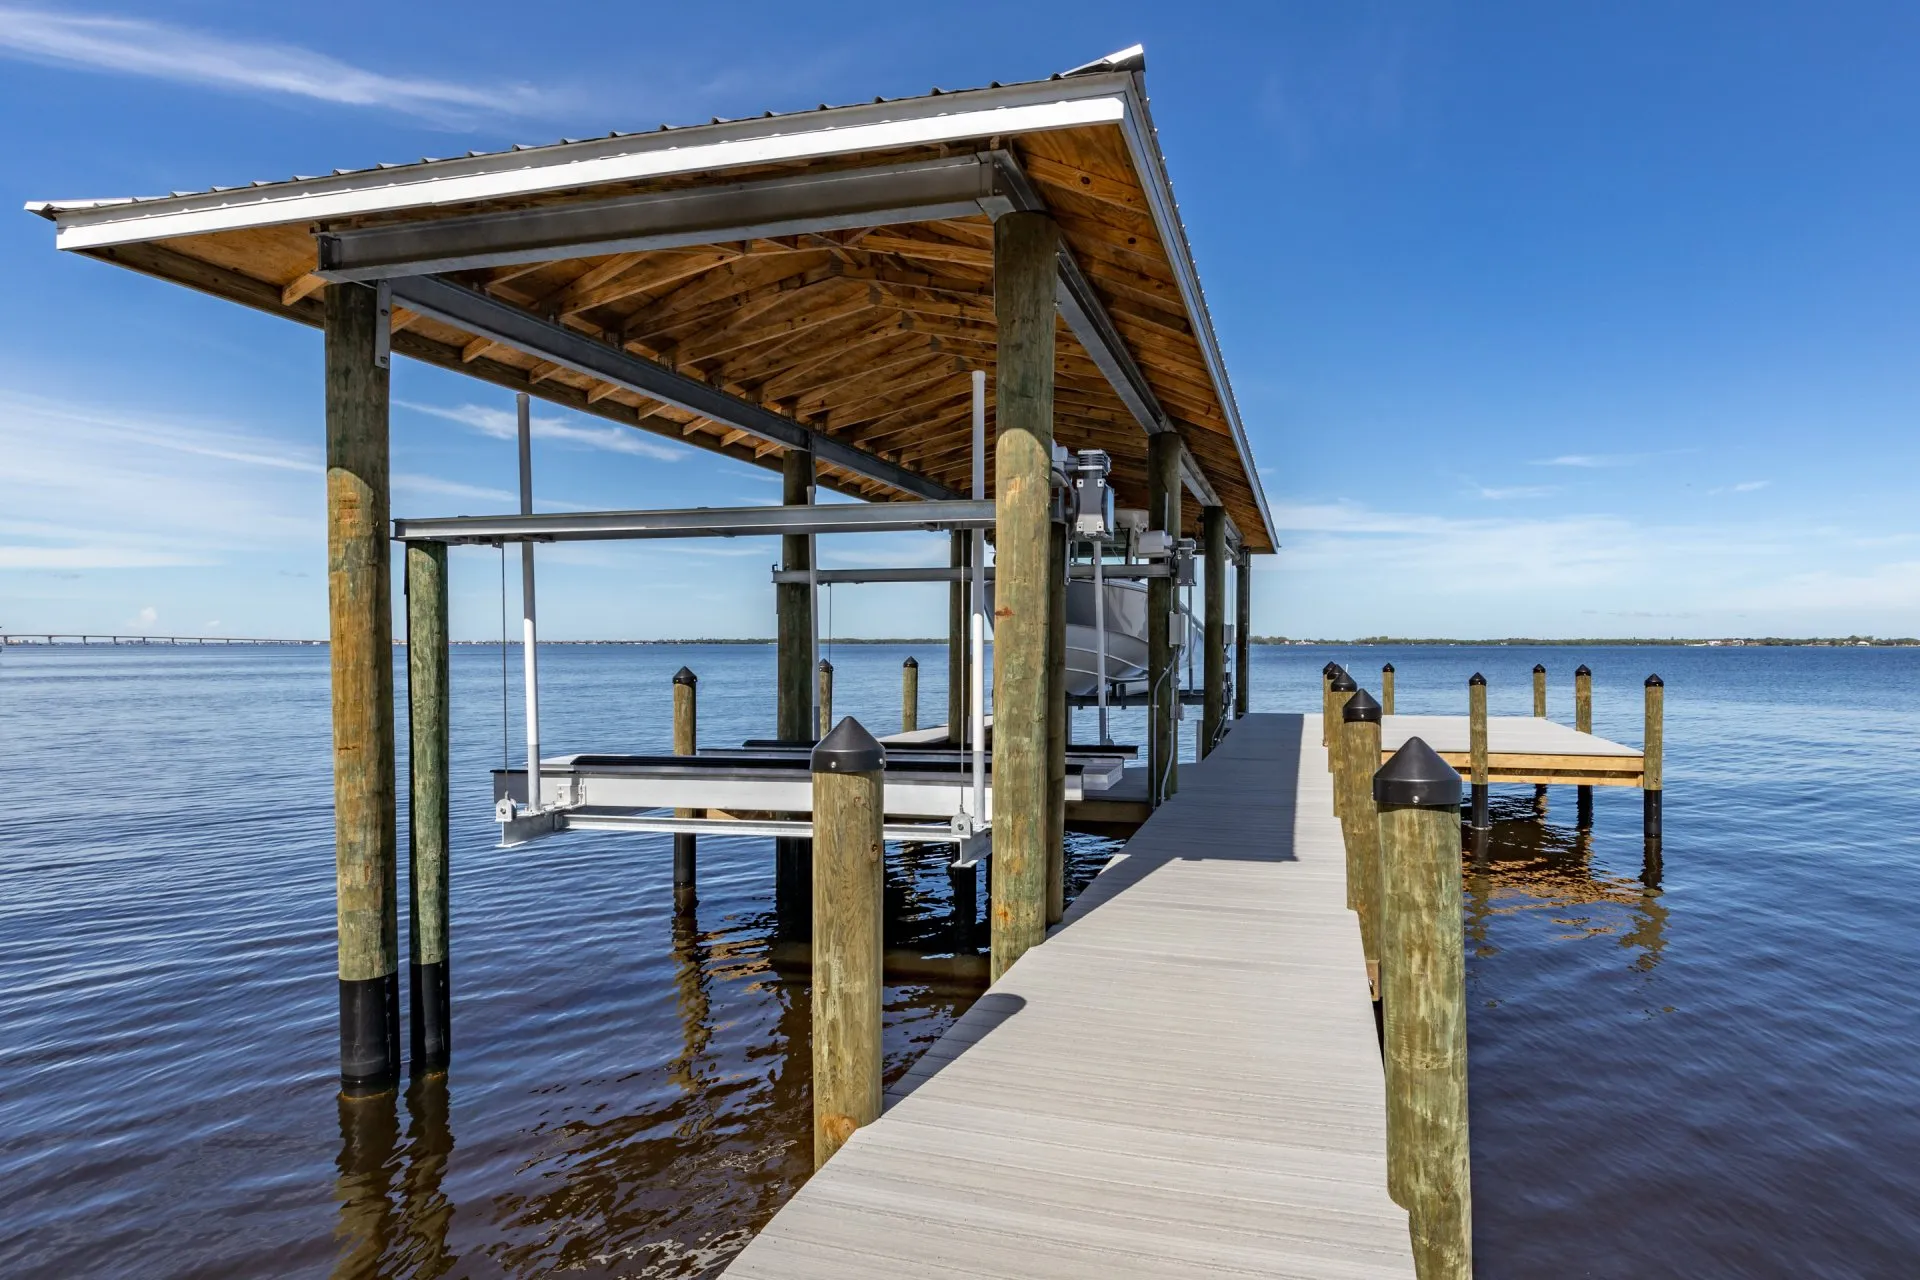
[1383, 714, 1645, 786]
[723, 713, 1416, 1278]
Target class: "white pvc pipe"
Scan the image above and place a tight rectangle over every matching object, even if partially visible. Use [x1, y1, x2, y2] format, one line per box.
[516, 393, 541, 812]
[969, 369, 987, 824]
[1094, 542, 1109, 744]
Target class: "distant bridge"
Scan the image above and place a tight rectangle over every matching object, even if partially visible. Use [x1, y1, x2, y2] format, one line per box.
[2, 633, 322, 646]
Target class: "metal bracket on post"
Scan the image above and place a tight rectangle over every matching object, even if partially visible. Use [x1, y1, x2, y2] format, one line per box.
[372, 280, 391, 370]
[950, 811, 993, 869]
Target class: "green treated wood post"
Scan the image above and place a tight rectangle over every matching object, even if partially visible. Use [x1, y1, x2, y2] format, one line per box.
[1321, 662, 1336, 748]
[1574, 663, 1594, 829]
[1468, 673, 1490, 831]
[1202, 505, 1228, 756]
[1146, 431, 1182, 804]
[1047, 519, 1067, 927]
[1375, 737, 1472, 1278]
[673, 667, 698, 914]
[809, 718, 885, 1168]
[947, 531, 969, 745]
[1234, 548, 1251, 718]
[1644, 674, 1664, 850]
[988, 209, 1057, 979]
[901, 656, 918, 735]
[1382, 662, 1396, 716]
[1532, 663, 1549, 815]
[327, 283, 399, 1096]
[776, 447, 815, 939]
[1338, 689, 1385, 998]
[405, 541, 450, 1077]
[1328, 668, 1358, 799]
[817, 659, 834, 741]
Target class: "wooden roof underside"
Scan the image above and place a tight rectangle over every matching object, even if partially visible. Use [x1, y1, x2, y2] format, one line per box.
[74, 124, 1271, 550]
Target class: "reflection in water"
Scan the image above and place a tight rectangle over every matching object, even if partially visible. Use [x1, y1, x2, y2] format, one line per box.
[319, 832, 1119, 1279]
[1463, 793, 1667, 976]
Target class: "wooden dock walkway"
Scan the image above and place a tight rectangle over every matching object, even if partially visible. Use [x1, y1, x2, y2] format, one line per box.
[723, 713, 1416, 1278]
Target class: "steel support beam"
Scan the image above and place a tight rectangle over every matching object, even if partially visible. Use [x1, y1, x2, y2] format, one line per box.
[382, 274, 956, 500]
[317, 155, 1026, 281]
[393, 499, 994, 545]
[769, 562, 1170, 585]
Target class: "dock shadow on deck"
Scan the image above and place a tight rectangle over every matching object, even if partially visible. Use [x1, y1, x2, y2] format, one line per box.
[723, 713, 1415, 1279]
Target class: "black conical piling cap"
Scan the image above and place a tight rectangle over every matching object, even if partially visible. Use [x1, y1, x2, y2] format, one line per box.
[1331, 670, 1357, 692]
[1374, 737, 1462, 807]
[1645, 672, 1663, 687]
[1469, 672, 1486, 687]
[1533, 663, 1546, 674]
[812, 716, 885, 773]
[818, 657, 833, 673]
[1382, 662, 1394, 673]
[1322, 661, 1339, 677]
[673, 666, 697, 687]
[903, 656, 918, 669]
[1343, 689, 1382, 723]
[1576, 664, 1592, 677]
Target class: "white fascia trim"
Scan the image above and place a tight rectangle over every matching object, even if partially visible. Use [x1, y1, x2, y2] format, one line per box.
[1111, 75, 1276, 548]
[39, 78, 1130, 252]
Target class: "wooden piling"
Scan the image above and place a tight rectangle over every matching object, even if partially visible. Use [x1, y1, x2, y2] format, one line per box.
[1328, 668, 1357, 782]
[1575, 663, 1594, 822]
[817, 659, 834, 741]
[1468, 673, 1489, 831]
[1321, 663, 1338, 749]
[1146, 431, 1182, 804]
[1382, 662, 1396, 716]
[1644, 674, 1664, 848]
[1047, 519, 1067, 927]
[327, 284, 399, 1096]
[673, 666, 698, 913]
[809, 718, 886, 1168]
[1375, 737, 1472, 1278]
[1202, 505, 1227, 755]
[404, 540, 450, 1076]
[776, 447, 815, 939]
[1337, 688, 1385, 998]
[1532, 663, 1549, 815]
[901, 656, 918, 735]
[947, 531, 969, 746]
[988, 209, 1057, 980]
[1233, 549, 1251, 719]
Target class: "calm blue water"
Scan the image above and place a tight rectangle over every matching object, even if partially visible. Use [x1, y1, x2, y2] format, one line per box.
[3, 642, 1917, 1277]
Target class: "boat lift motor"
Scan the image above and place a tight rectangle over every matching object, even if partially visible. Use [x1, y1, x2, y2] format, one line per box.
[1069, 449, 1115, 541]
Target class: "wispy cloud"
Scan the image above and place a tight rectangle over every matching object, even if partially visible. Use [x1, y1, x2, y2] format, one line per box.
[1706, 479, 1770, 495]
[392, 473, 594, 512]
[1530, 453, 1636, 469]
[400, 401, 688, 463]
[0, 7, 555, 123]
[1471, 483, 1559, 500]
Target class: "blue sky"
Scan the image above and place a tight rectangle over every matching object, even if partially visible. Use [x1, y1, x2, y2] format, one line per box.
[4, 2, 1918, 640]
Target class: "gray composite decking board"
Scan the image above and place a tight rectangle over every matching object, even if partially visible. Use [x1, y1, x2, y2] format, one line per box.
[1381, 713, 1642, 758]
[722, 713, 1417, 1279]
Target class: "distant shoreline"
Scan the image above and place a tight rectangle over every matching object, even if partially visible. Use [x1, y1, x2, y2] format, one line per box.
[1251, 636, 1920, 647]
[9, 635, 1917, 649]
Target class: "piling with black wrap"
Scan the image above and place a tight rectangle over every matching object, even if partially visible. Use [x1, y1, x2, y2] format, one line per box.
[809, 718, 885, 1169]
[1575, 663, 1595, 824]
[1532, 663, 1549, 814]
[901, 656, 918, 735]
[327, 283, 399, 1096]
[1375, 737, 1472, 1278]
[1338, 689, 1385, 997]
[775, 447, 815, 939]
[673, 667, 698, 913]
[1468, 673, 1489, 831]
[1047, 519, 1067, 927]
[1644, 674, 1664, 849]
[405, 541, 450, 1076]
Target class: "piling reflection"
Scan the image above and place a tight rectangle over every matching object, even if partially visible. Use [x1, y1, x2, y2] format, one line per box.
[1461, 793, 1667, 974]
[333, 1093, 400, 1278]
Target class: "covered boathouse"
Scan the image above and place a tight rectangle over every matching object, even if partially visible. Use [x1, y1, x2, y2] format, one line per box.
[21, 44, 1443, 1280]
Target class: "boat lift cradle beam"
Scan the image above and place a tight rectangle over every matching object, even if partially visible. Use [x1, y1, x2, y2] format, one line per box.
[320, 149, 1233, 544]
[393, 499, 995, 544]
[770, 562, 1172, 585]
